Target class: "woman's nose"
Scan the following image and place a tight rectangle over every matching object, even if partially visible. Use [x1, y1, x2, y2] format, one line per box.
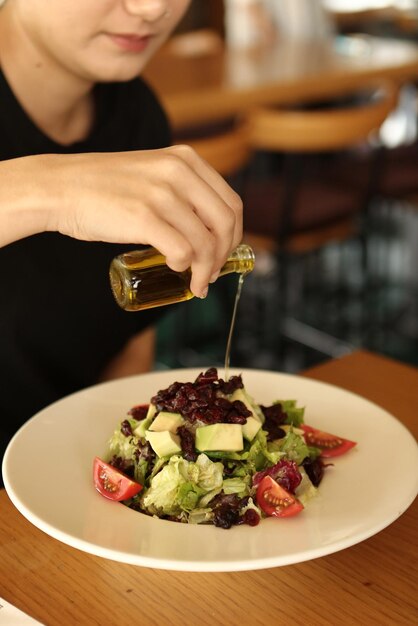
[123, 0, 169, 21]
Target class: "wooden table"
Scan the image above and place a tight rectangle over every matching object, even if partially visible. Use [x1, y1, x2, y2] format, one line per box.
[144, 35, 418, 130]
[0, 350, 417, 625]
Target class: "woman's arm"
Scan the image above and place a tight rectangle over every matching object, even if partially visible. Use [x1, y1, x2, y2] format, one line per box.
[98, 326, 157, 382]
[0, 146, 243, 298]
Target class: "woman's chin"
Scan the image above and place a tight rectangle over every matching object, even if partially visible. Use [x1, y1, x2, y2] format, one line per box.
[84, 61, 148, 83]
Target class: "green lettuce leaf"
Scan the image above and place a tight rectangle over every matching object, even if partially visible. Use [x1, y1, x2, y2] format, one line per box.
[176, 482, 203, 512]
[276, 429, 310, 464]
[222, 476, 251, 497]
[141, 454, 224, 516]
[108, 427, 139, 463]
[188, 508, 214, 524]
[273, 400, 305, 427]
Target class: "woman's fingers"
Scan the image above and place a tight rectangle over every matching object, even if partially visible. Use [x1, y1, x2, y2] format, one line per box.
[167, 145, 243, 263]
[147, 146, 243, 292]
[41, 147, 243, 297]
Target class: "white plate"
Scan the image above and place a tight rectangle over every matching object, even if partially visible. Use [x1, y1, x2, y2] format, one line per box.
[3, 368, 418, 572]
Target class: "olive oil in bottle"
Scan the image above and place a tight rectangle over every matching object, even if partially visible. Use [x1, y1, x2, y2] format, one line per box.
[109, 244, 255, 312]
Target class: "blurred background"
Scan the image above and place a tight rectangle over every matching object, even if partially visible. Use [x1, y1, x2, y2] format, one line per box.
[150, 0, 418, 373]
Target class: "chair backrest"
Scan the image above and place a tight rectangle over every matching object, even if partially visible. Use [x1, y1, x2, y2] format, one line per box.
[161, 29, 223, 58]
[168, 32, 247, 179]
[181, 123, 251, 177]
[245, 81, 399, 153]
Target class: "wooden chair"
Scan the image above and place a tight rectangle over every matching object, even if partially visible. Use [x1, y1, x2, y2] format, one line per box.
[243, 81, 398, 249]
[161, 28, 223, 58]
[240, 80, 399, 364]
[182, 122, 251, 177]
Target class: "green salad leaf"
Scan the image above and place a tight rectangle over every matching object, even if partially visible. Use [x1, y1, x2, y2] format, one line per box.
[222, 476, 250, 497]
[275, 429, 311, 465]
[141, 454, 224, 516]
[108, 425, 139, 461]
[275, 400, 305, 427]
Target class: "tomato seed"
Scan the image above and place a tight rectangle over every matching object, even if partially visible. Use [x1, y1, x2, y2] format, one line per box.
[264, 492, 291, 508]
[306, 433, 342, 448]
[100, 471, 118, 492]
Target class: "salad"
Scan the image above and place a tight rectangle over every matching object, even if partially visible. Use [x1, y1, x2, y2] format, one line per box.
[93, 368, 356, 529]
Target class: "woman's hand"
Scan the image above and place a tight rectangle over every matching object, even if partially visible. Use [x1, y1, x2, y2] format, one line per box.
[0, 146, 243, 298]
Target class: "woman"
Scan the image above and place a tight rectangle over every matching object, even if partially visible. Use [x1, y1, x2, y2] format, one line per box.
[0, 0, 242, 477]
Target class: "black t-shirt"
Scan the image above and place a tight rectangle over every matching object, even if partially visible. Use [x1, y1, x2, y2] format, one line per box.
[0, 72, 171, 463]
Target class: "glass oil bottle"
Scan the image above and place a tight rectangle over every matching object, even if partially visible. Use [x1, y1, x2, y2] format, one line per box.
[109, 244, 255, 312]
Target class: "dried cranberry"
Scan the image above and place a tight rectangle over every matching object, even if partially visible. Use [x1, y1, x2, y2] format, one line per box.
[242, 509, 260, 526]
[128, 404, 149, 420]
[218, 375, 244, 395]
[195, 368, 219, 385]
[149, 369, 252, 426]
[121, 419, 133, 437]
[261, 403, 287, 441]
[177, 425, 198, 462]
[302, 457, 327, 487]
[225, 400, 251, 424]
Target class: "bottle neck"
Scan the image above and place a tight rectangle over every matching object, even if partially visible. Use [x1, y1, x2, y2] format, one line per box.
[219, 244, 255, 277]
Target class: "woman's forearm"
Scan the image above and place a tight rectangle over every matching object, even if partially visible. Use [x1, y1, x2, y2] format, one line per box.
[0, 147, 243, 298]
[0, 154, 55, 246]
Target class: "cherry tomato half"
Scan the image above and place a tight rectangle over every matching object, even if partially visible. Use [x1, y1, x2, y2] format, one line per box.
[256, 476, 304, 518]
[93, 457, 142, 501]
[301, 425, 356, 458]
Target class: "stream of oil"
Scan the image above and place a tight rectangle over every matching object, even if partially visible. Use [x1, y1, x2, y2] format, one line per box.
[224, 273, 245, 382]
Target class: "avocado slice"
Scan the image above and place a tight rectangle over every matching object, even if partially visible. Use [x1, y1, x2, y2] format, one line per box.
[195, 423, 243, 452]
[132, 404, 157, 438]
[229, 388, 264, 424]
[146, 404, 157, 420]
[149, 411, 184, 433]
[145, 430, 182, 458]
[242, 415, 262, 442]
[133, 416, 153, 439]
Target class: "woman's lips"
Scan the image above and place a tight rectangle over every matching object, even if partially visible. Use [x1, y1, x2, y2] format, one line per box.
[108, 33, 153, 53]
